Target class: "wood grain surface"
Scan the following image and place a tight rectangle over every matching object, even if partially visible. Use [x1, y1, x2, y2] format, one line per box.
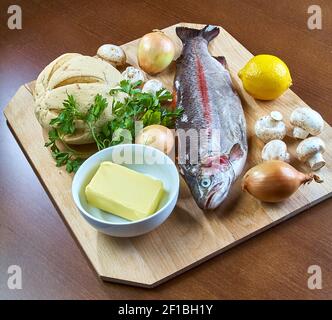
[1, 0, 332, 299]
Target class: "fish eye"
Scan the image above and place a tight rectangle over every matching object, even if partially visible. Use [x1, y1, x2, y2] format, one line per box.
[200, 177, 211, 188]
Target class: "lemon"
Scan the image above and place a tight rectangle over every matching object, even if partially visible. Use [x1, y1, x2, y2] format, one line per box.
[238, 54, 292, 100]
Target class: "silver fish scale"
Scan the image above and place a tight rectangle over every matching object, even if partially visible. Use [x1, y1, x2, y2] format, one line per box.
[175, 38, 247, 164]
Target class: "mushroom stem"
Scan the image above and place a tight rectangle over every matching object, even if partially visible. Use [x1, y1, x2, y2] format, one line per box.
[307, 153, 325, 171]
[293, 127, 309, 139]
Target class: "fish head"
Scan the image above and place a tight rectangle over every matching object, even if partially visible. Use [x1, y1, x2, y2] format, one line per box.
[180, 143, 245, 210]
[181, 155, 235, 210]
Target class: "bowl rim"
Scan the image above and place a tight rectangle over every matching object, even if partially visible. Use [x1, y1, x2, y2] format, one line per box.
[72, 143, 179, 226]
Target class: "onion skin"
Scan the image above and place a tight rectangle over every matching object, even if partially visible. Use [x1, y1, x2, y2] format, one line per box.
[138, 31, 175, 75]
[242, 160, 322, 203]
[136, 125, 174, 154]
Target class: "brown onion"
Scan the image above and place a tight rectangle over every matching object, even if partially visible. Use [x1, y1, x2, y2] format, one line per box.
[242, 160, 322, 203]
[137, 30, 175, 75]
[136, 125, 174, 154]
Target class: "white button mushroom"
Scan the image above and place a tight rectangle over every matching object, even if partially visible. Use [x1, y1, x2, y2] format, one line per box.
[122, 66, 145, 84]
[97, 44, 127, 68]
[296, 137, 326, 171]
[290, 107, 324, 139]
[255, 111, 286, 143]
[142, 79, 163, 95]
[262, 139, 290, 162]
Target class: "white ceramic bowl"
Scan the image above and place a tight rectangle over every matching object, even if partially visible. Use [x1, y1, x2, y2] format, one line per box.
[72, 144, 179, 237]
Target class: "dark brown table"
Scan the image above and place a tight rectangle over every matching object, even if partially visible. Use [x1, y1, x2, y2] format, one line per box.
[0, 0, 331, 299]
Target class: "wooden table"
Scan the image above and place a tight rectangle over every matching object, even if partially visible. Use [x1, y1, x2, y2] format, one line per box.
[0, 0, 331, 299]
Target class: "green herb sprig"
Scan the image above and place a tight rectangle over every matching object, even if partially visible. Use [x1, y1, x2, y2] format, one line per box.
[45, 94, 107, 173]
[45, 80, 183, 173]
[44, 129, 83, 173]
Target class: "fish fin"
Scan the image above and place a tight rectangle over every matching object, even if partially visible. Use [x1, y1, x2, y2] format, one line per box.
[176, 25, 219, 43]
[178, 166, 185, 176]
[219, 155, 229, 166]
[229, 143, 244, 162]
[202, 155, 229, 169]
[176, 27, 201, 43]
[169, 88, 177, 110]
[200, 25, 220, 42]
[213, 56, 227, 68]
[176, 53, 184, 63]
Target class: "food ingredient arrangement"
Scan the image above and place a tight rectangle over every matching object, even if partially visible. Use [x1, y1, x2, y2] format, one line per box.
[32, 25, 328, 226]
[5, 22, 332, 284]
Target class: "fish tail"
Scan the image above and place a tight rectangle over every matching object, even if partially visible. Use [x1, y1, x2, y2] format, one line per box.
[176, 25, 220, 43]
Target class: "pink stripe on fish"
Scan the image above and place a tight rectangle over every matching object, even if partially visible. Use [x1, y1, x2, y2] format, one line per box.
[195, 58, 212, 124]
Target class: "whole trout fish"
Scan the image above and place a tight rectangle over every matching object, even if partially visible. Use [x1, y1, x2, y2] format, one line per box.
[175, 25, 248, 210]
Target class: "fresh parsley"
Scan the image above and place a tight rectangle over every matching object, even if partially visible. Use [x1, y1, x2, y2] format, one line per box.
[45, 80, 183, 173]
[85, 94, 108, 151]
[44, 128, 83, 173]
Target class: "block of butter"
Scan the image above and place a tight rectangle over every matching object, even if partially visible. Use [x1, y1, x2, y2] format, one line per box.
[85, 161, 164, 221]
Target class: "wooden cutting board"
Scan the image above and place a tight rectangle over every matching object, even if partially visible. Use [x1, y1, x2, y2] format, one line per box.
[4, 23, 332, 288]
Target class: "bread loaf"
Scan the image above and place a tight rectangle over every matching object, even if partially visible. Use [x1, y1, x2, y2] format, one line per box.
[34, 53, 123, 144]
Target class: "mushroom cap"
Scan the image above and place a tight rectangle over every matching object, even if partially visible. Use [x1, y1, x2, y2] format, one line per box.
[122, 66, 145, 84]
[142, 79, 163, 95]
[97, 44, 126, 67]
[296, 137, 326, 161]
[270, 111, 283, 121]
[290, 107, 324, 136]
[255, 113, 286, 143]
[262, 139, 289, 162]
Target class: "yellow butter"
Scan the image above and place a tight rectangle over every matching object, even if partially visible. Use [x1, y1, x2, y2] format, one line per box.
[85, 162, 164, 221]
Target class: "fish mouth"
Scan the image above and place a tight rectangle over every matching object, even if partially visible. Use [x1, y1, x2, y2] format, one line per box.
[205, 193, 216, 209]
[203, 184, 230, 210]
